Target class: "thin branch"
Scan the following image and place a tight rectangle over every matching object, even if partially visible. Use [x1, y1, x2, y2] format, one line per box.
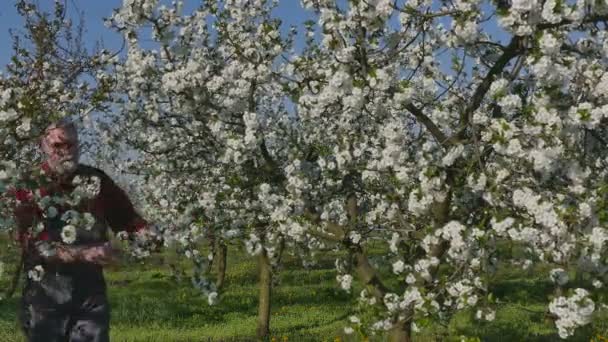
[455, 36, 523, 139]
[405, 103, 449, 146]
[537, 14, 608, 30]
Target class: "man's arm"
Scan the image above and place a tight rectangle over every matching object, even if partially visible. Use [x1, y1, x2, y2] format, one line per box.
[99, 173, 163, 252]
[55, 171, 160, 265]
[11, 189, 43, 245]
[54, 242, 118, 265]
[99, 174, 148, 235]
[14, 202, 37, 230]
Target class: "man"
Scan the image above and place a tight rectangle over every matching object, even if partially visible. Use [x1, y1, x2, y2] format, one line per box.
[13, 119, 155, 342]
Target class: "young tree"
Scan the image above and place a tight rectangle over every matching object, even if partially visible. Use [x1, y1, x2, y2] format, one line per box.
[0, 0, 113, 298]
[105, 0, 302, 337]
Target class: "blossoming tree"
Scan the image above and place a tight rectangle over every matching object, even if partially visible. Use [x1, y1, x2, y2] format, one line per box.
[0, 0, 113, 298]
[105, 0, 307, 337]
[279, 0, 608, 340]
[45, 0, 608, 340]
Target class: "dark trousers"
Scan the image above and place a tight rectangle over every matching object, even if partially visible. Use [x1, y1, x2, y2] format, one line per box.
[19, 277, 110, 342]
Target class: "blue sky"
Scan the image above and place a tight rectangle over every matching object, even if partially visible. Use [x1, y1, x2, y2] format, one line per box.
[0, 0, 510, 93]
[0, 1, 119, 67]
[0, 1, 314, 68]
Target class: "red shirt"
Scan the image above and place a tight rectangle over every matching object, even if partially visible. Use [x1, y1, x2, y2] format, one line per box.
[12, 163, 146, 247]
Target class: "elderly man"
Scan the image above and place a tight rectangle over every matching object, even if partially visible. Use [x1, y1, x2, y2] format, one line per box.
[13, 119, 153, 342]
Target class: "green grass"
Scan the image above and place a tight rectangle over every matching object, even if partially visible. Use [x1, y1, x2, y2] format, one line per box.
[1, 243, 607, 341]
[0, 246, 357, 342]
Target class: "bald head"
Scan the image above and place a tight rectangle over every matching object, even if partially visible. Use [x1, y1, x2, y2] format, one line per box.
[41, 120, 80, 176]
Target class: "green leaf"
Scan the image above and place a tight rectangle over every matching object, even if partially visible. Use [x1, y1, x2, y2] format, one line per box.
[496, 7, 509, 17]
[578, 108, 591, 121]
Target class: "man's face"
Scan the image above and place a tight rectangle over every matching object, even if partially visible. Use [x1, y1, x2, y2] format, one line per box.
[41, 126, 79, 176]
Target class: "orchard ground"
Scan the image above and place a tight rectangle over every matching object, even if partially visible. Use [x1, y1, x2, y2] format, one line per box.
[1, 235, 607, 341]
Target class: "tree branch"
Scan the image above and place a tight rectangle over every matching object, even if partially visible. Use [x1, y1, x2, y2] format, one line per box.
[405, 103, 449, 146]
[455, 36, 523, 140]
[303, 208, 346, 241]
[537, 14, 608, 30]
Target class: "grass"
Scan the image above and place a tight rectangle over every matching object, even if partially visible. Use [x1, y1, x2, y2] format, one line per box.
[0, 245, 356, 342]
[0, 241, 607, 341]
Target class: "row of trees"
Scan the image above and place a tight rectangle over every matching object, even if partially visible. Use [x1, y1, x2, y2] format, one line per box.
[2, 0, 608, 340]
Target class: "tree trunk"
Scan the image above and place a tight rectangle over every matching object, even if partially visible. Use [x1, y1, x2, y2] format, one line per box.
[352, 247, 412, 342]
[206, 228, 216, 270]
[388, 319, 412, 342]
[256, 248, 272, 339]
[215, 239, 227, 290]
[353, 246, 388, 302]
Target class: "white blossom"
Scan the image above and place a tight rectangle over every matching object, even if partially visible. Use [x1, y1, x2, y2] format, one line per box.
[549, 268, 569, 286]
[549, 289, 595, 339]
[337, 274, 353, 292]
[61, 225, 77, 244]
[27, 265, 45, 282]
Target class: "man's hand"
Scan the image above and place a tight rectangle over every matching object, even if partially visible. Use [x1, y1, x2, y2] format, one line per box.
[55, 244, 77, 263]
[79, 242, 121, 265]
[50, 242, 120, 266]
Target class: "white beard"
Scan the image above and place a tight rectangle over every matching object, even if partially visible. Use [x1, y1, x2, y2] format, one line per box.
[54, 159, 78, 175]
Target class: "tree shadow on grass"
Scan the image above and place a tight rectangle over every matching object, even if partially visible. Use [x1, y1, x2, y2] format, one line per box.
[458, 320, 597, 342]
[108, 273, 353, 332]
[490, 277, 553, 304]
[270, 313, 351, 341]
[110, 280, 234, 326]
[278, 268, 335, 285]
[0, 297, 19, 322]
[273, 285, 351, 307]
[452, 276, 601, 342]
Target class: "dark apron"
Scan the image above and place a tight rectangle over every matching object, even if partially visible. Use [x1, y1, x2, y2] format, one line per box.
[20, 197, 111, 342]
[20, 262, 110, 342]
